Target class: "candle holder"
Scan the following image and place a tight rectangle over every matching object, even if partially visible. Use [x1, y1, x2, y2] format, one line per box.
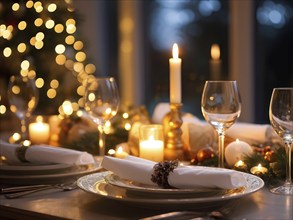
[162, 103, 184, 160]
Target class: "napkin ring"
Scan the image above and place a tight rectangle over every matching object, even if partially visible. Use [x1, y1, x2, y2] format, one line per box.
[16, 146, 29, 163]
[151, 160, 179, 188]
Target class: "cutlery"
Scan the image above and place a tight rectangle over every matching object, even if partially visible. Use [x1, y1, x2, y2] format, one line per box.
[139, 210, 224, 220]
[1, 184, 51, 194]
[4, 182, 77, 199]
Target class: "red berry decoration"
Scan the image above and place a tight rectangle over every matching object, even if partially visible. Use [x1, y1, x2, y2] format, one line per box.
[261, 146, 272, 155]
[197, 146, 215, 163]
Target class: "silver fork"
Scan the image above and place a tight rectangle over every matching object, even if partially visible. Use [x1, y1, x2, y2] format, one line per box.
[4, 182, 77, 199]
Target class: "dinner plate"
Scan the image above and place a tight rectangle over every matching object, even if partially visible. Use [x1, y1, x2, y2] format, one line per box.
[77, 171, 264, 210]
[0, 161, 102, 185]
[0, 163, 76, 175]
[105, 173, 223, 195]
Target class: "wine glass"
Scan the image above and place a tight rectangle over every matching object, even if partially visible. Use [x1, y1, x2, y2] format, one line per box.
[7, 75, 39, 142]
[83, 77, 120, 156]
[201, 81, 241, 167]
[269, 88, 293, 195]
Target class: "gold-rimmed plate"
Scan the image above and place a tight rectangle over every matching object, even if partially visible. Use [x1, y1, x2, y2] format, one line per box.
[77, 171, 264, 210]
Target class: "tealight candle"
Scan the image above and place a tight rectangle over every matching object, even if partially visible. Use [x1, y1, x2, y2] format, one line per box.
[139, 124, 164, 162]
[115, 146, 128, 159]
[250, 164, 268, 175]
[29, 116, 50, 144]
[234, 160, 247, 171]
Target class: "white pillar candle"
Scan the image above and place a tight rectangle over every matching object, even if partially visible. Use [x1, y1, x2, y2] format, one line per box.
[225, 139, 253, 167]
[209, 43, 222, 80]
[29, 116, 50, 144]
[139, 140, 164, 162]
[169, 43, 182, 104]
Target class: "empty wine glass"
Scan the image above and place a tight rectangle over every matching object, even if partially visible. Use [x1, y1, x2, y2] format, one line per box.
[201, 81, 241, 167]
[269, 88, 293, 195]
[7, 75, 39, 142]
[84, 77, 120, 156]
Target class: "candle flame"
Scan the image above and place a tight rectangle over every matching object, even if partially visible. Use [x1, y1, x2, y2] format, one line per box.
[117, 146, 123, 153]
[149, 135, 154, 141]
[236, 160, 244, 166]
[172, 43, 179, 59]
[36, 116, 43, 123]
[257, 164, 262, 168]
[211, 44, 220, 60]
[108, 149, 115, 155]
[236, 138, 239, 143]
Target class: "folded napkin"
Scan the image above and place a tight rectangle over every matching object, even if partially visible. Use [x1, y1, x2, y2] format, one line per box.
[101, 155, 247, 189]
[0, 140, 95, 165]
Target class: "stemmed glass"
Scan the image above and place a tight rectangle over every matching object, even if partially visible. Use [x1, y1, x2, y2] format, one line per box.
[7, 75, 39, 142]
[84, 77, 120, 156]
[269, 88, 293, 195]
[201, 81, 241, 167]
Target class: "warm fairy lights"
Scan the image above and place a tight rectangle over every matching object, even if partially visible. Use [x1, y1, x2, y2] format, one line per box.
[18, 21, 27, 30]
[47, 3, 57, 12]
[0, 0, 97, 116]
[35, 78, 44, 88]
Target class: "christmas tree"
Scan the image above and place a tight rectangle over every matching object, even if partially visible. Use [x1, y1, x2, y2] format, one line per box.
[0, 0, 96, 115]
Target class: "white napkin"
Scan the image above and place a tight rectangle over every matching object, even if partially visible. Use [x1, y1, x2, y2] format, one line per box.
[0, 140, 95, 165]
[101, 155, 247, 189]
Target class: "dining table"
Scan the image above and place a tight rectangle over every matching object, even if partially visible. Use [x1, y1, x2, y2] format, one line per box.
[1, 173, 292, 220]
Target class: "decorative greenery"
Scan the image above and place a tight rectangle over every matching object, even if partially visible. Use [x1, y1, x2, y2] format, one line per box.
[242, 143, 288, 186]
[192, 142, 289, 186]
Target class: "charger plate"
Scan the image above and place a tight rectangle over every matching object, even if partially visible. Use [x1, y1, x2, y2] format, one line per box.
[77, 171, 264, 210]
[0, 158, 102, 185]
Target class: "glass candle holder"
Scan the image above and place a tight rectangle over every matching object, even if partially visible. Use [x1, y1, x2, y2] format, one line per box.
[139, 124, 164, 162]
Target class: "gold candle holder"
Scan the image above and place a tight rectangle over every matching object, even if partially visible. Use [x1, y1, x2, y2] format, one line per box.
[162, 103, 184, 160]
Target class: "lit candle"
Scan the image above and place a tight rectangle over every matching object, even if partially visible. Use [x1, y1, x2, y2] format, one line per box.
[250, 164, 268, 175]
[107, 149, 116, 157]
[115, 146, 128, 159]
[169, 43, 182, 104]
[225, 139, 253, 167]
[234, 160, 247, 171]
[29, 116, 50, 144]
[139, 138, 164, 162]
[139, 124, 164, 162]
[210, 43, 222, 80]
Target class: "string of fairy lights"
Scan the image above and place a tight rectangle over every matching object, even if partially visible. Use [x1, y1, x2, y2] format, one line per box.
[0, 0, 97, 116]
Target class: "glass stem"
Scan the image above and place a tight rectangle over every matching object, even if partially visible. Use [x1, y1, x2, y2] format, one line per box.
[98, 125, 105, 156]
[285, 143, 292, 185]
[218, 132, 225, 168]
[20, 116, 28, 141]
